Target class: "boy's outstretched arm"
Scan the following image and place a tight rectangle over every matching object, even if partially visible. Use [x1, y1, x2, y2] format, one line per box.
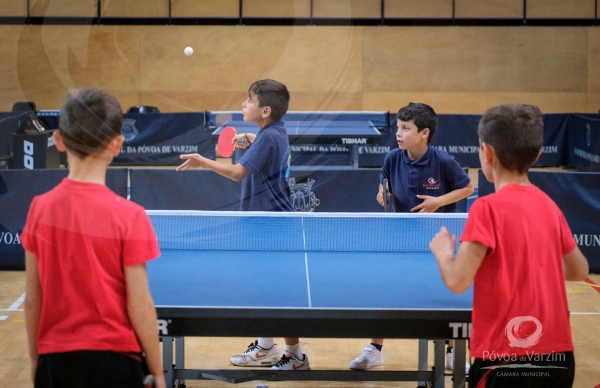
[563, 247, 589, 281]
[429, 226, 487, 293]
[24, 251, 42, 383]
[176, 153, 250, 182]
[125, 264, 167, 388]
[413, 182, 474, 212]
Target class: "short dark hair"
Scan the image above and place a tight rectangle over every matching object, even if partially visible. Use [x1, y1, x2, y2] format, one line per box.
[478, 103, 543, 174]
[59, 87, 123, 159]
[248, 79, 290, 122]
[396, 102, 437, 143]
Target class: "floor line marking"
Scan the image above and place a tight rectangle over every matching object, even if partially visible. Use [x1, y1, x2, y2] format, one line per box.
[8, 293, 25, 310]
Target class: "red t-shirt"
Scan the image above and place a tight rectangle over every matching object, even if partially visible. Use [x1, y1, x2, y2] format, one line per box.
[21, 178, 160, 355]
[460, 184, 576, 359]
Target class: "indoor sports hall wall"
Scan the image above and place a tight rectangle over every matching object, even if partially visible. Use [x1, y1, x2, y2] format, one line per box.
[0, 0, 599, 114]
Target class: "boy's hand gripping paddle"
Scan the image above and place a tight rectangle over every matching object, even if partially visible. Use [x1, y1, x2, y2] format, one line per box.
[383, 178, 390, 212]
[217, 126, 249, 158]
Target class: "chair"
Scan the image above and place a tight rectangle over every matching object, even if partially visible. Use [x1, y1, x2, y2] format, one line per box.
[127, 105, 160, 114]
[12, 101, 36, 112]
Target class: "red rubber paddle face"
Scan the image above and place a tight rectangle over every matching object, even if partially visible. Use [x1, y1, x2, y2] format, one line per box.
[217, 126, 237, 157]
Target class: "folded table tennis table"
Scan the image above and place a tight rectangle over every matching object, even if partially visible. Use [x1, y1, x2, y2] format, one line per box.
[212, 120, 382, 170]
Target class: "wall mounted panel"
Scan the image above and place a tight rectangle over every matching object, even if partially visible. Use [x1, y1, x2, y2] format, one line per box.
[244, 0, 311, 18]
[455, 0, 522, 19]
[385, 0, 452, 19]
[30, 0, 96, 17]
[172, 0, 239, 17]
[313, 0, 381, 18]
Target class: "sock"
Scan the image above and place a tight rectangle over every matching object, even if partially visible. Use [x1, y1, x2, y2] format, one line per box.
[447, 346, 453, 354]
[370, 343, 383, 352]
[257, 337, 275, 349]
[285, 343, 303, 360]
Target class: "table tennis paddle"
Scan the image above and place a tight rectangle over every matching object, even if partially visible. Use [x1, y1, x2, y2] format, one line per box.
[383, 178, 390, 212]
[217, 126, 238, 158]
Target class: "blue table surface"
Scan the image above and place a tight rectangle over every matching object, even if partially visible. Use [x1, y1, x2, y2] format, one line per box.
[213, 120, 380, 136]
[148, 250, 473, 310]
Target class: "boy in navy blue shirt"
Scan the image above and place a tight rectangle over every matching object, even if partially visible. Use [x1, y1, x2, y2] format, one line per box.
[350, 102, 474, 371]
[178, 79, 293, 212]
[177, 79, 308, 370]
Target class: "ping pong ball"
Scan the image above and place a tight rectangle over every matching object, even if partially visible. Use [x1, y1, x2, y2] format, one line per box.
[184, 47, 193, 56]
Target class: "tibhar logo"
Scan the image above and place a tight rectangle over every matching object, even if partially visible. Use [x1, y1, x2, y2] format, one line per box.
[341, 138, 367, 144]
[505, 316, 543, 348]
[24, 140, 34, 169]
[157, 319, 170, 335]
[449, 322, 472, 338]
[121, 119, 139, 142]
[288, 177, 320, 212]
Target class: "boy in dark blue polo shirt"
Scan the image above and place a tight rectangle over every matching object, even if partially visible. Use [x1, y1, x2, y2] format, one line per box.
[177, 79, 293, 212]
[177, 80, 308, 370]
[350, 102, 474, 371]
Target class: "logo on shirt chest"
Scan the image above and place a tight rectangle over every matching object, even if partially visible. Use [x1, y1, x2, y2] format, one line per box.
[422, 177, 441, 189]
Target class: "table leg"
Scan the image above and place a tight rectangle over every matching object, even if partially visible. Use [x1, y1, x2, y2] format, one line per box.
[434, 340, 445, 388]
[418, 339, 429, 387]
[176, 337, 185, 387]
[453, 339, 466, 388]
[352, 145, 359, 169]
[162, 336, 174, 388]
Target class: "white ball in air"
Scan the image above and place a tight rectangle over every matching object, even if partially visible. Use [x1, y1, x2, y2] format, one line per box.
[184, 47, 193, 56]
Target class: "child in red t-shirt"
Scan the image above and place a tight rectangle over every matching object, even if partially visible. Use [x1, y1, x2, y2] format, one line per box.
[22, 87, 166, 388]
[430, 103, 589, 388]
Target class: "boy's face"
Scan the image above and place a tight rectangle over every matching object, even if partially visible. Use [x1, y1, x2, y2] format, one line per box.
[396, 119, 429, 150]
[242, 93, 268, 123]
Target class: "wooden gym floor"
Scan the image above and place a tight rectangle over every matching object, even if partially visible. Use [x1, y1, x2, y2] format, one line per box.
[1, 271, 600, 388]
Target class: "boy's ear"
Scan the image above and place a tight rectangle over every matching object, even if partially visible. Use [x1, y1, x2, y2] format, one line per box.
[532, 148, 542, 165]
[480, 142, 495, 164]
[421, 128, 430, 140]
[52, 130, 67, 152]
[108, 135, 125, 156]
[261, 106, 272, 119]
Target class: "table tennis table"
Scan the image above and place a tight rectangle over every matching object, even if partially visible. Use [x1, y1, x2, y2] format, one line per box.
[148, 211, 472, 388]
[212, 120, 382, 170]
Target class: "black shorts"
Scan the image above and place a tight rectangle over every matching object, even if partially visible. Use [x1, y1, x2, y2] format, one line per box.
[35, 350, 145, 388]
[470, 351, 575, 388]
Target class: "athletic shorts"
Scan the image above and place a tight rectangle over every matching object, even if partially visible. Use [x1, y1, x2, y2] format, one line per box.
[470, 351, 575, 388]
[35, 350, 145, 388]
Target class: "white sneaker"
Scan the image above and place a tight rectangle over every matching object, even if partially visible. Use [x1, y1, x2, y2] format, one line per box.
[445, 348, 470, 373]
[270, 353, 310, 370]
[230, 340, 282, 367]
[349, 344, 384, 370]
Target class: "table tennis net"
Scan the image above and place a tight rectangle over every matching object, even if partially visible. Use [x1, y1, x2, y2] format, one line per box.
[147, 211, 467, 253]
